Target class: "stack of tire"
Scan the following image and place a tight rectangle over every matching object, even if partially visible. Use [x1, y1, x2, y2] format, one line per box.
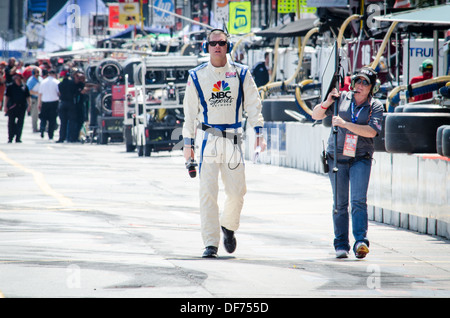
[437, 125, 450, 158]
[383, 104, 450, 155]
[85, 59, 124, 85]
[122, 58, 141, 85]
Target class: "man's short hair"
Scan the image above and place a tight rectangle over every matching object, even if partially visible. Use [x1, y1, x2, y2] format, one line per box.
[207, 29, 228, 41]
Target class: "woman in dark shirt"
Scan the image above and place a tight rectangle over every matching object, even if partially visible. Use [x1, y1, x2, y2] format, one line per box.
[312, 66, 384, 259]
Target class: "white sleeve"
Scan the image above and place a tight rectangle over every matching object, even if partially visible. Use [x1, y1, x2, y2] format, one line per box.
[182, 74, 200, 143]
[243, 69, 264, 133]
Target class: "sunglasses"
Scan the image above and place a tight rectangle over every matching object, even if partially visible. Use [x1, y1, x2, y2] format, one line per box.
[208, 40, 228, 47]
[355, 78, 370, 86]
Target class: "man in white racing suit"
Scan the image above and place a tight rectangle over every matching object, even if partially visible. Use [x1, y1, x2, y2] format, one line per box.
[182, 29, 266, 258]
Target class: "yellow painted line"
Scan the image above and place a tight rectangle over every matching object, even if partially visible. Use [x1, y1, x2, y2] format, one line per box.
[0, 150, 73, 207]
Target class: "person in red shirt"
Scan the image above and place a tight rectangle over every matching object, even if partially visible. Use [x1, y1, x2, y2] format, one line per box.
[409, 59, 433, 102]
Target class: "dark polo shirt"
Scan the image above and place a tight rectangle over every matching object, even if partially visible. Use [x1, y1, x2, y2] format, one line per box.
[325, 90, 384, 158]
[5, 82, 30, 107]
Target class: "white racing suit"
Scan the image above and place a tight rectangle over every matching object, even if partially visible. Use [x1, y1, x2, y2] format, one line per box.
[182, 58, 264, 248]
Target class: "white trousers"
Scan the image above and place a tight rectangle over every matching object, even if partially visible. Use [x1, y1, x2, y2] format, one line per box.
[197, 130, 247, 247]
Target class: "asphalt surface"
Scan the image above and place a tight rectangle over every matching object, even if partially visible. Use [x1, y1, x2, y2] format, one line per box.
[0, 114, 450, 301]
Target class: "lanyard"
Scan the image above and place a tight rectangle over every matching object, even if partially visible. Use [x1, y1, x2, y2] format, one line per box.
[351, 101, 364, 124]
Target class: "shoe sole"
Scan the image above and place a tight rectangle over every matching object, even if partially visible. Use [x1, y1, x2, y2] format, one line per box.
[202, 247, 218, 258]
[202, 254, 217, 258]
[335, 251, 349, 259]
[355, 244, 369, 259]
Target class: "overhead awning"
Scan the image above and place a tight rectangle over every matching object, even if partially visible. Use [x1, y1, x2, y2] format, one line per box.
[375, 4, 450, 25]
[255, 18, 317, 38]
[103, 26, 170, 40]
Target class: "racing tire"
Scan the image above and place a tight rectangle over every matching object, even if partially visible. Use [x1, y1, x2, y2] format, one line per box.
[133, 63, 144, 85]
[101, 93, 112, 116]
[124, 125, 136, 152]
[95, 59, 123, 85]
[122, 59, 141, 85]
[403, 105, 450, 113]
[133, 65, 164, 86]
[85, 64, 98, 83]
[385, 113, 450, 153]
[442, 127, 450, 158]
[436, 125, 450, 156]
[373, 113, 387, 152]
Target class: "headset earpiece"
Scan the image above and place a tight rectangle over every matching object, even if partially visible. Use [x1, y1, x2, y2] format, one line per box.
[350, 75, 357, 90]
[372, 79, 380, 95]
[227, 41, 233, 54]
[202, 40, 208, 54]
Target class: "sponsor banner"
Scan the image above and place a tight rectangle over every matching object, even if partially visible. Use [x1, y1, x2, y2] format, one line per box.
[109, 5, 128, 29]
[153, 0, 175, 27]
[214, 0, 229, 27]
[26, 0, 47, 49]
[229, 1, 251, 34]
[119, 2, 140, 25]
[403, 39, 445, 84]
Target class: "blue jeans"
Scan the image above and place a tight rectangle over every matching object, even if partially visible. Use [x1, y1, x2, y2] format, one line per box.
[328, 155, 372, 253]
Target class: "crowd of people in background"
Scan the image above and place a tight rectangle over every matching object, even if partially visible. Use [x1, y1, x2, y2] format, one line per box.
[0, 57, 88, 144]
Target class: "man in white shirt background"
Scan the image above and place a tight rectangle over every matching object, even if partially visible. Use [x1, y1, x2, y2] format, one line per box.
[38, 69, 60, 140]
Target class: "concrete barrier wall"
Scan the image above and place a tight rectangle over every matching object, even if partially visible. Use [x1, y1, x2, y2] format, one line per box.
[244, 121, 450, 239]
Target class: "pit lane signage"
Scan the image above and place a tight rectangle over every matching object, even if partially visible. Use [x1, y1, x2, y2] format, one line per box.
[403, 39, 445, 83]
[153, 0, 175, 26]
[118, 0, 140, 25]
[229, 1, 251, 34]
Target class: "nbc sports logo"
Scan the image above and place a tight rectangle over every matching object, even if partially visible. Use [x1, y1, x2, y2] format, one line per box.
[211, 81, 231, 99]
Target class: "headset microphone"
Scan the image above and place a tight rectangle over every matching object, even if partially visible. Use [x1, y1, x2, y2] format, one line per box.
[186, 159, 198, 178]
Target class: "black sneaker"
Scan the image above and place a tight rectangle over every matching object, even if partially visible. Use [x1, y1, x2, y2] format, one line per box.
[202, 246, 218, 258]
[221, 226, 237, 254]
